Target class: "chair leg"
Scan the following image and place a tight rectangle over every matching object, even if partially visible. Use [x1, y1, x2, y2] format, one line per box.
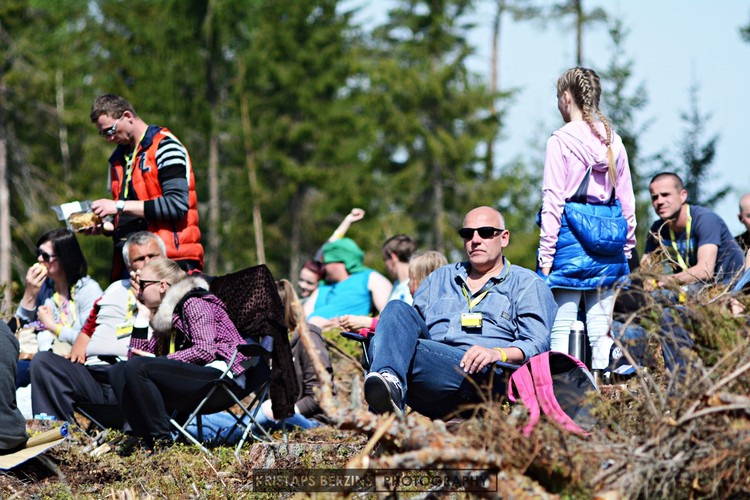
[361, 341, 371, 371]
[234, 382, 274, 455]
[169, 385, 224, 455]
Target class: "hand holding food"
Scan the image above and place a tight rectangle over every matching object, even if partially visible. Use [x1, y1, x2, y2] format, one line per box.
[25, 262, 48, 293]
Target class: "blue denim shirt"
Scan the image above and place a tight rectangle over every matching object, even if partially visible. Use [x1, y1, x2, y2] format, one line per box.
[413, 259, 557, 360]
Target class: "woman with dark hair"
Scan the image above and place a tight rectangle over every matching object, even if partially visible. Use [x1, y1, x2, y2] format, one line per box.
[298, 259, 324, 300]
[16, 228, 102, 387]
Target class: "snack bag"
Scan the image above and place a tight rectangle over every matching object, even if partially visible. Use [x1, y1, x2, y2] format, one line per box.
[51, 201, 103, 232]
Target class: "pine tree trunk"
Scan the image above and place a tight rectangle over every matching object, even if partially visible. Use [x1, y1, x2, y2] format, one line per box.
[238, 58, 265, 265]
[289, 188, 306, 288]
[575, 0, 583, 65]
[0, 128, 11, 315]
[203, 0, 220, 273]
[486, 0, 506, 178]
[207, 128, 219, 272]
[55, 69, 71, 185]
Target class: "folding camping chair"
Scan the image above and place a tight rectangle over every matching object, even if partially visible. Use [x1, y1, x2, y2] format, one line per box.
[168, 264, 298, 455]
[340, 330, 373, 371]
[169, 343, 273, 454]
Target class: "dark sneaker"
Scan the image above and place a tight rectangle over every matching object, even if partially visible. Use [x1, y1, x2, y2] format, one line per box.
[144, 435, 174, 455]
[364, 371, 403, 415]
[115, 435, 143, 457]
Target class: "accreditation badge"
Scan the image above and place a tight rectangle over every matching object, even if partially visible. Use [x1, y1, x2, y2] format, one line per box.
[460, 312, 483, 329]
[115, 321, 134, 339]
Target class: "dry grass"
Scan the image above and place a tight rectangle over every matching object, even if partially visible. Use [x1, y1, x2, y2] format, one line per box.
[3, 290, 750, 498]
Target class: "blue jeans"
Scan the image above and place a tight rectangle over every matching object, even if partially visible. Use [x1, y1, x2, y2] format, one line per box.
[185, 410, 321, 445]
[611, 308, 693, 375]
[368, 301, 508, 419]
[732, 267, 750, 293]
[252, 410, 321, 433]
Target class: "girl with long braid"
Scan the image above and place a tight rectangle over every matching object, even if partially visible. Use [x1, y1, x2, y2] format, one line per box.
[537, 67, 636, 377]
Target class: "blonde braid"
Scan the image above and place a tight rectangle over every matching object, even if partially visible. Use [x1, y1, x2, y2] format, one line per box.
[562, 67, 617, 188]
[597, 110, 616, 186]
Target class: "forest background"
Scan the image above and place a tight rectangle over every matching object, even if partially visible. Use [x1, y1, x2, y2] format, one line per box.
[1, 0, 749, 315]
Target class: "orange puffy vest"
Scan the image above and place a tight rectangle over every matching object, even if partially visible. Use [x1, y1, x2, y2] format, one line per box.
[109, 126, 204, 269]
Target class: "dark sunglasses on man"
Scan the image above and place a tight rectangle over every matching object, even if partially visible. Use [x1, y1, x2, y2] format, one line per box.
[35, 248, 56, 262]
[458, 226, 505, 240]
[99, 117, 121, 138]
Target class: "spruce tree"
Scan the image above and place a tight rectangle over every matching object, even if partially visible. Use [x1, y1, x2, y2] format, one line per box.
[600, 19, 650, 247]
[227, 0, 370, 278]
[364, 0, 500, 256]
[678, 81, 727, 208]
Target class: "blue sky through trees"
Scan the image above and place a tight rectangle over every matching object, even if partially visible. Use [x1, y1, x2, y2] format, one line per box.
[349, 0, 750, 234]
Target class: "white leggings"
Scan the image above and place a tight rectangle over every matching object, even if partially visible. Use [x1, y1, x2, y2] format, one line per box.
[550, 288, 614, 370]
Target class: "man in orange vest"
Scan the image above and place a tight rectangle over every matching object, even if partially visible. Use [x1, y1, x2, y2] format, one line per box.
[88, 94, 204, 280]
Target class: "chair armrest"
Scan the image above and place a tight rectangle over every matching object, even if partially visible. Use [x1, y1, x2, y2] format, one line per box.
[340, 331, 369, 343]
[237, 342, 269, 357]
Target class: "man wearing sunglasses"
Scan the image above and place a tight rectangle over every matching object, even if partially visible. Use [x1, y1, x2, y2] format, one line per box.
[29, 232, 166, 423]
[88, 94, 203, 282]
[364, 206, 557, 418]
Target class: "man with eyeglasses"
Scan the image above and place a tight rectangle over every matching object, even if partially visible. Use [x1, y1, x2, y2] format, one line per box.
[29, 232, 166, 422]
[88, 94, 203, 281]
[364, 206, 557, 418]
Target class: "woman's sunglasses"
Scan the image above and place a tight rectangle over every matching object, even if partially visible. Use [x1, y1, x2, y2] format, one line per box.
[457, 226, 505, 240]
[35, 248, 56, 262]
[138, 279, 162, 293]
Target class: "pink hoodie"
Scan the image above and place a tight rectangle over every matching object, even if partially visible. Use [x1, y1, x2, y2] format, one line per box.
[538, 121, 636, 267]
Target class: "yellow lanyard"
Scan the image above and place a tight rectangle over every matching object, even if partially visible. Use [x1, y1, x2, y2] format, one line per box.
[122, 131, 146, 200]
[461, 285, 491, 311]
[460, 260, 510, 311]
[52, 286, 77, 328]
[669, 204, 692, 271]
[124, 289, 137, 323]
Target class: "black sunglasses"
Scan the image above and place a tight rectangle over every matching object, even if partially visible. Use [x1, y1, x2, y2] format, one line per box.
[458, 226, 505, 240]
[138, 279, 161, 293]
[35, 248, 56, 262]
[99, 117, 121, 138]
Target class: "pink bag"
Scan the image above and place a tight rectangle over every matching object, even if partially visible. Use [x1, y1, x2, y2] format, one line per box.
[508, 351, 598, 436]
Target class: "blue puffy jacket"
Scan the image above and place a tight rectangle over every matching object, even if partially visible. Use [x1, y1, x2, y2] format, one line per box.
[539, 203, 629, 289]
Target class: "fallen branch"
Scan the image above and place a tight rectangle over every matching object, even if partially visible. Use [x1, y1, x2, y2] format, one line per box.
[375, 447, 503, 470]
[346, 414, 397, 469]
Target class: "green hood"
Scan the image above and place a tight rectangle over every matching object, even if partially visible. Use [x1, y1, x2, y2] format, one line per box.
[322, 238, 368, 274]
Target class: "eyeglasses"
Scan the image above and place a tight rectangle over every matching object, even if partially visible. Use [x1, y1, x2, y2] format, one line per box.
[99, 117, 121, 138]
[138, 279, 161, 293]
[36, 248, 56, 262]
[458, 226, 505, 240]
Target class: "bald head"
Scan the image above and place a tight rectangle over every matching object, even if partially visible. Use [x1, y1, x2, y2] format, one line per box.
[461, 206, 509, 275]
[739, 193, 750, 212]
[463, 206, 505, 229]
[739, 193, 750, 232]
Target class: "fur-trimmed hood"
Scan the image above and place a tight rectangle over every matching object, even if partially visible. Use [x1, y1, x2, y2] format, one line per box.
[150, 275, 210, 333]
